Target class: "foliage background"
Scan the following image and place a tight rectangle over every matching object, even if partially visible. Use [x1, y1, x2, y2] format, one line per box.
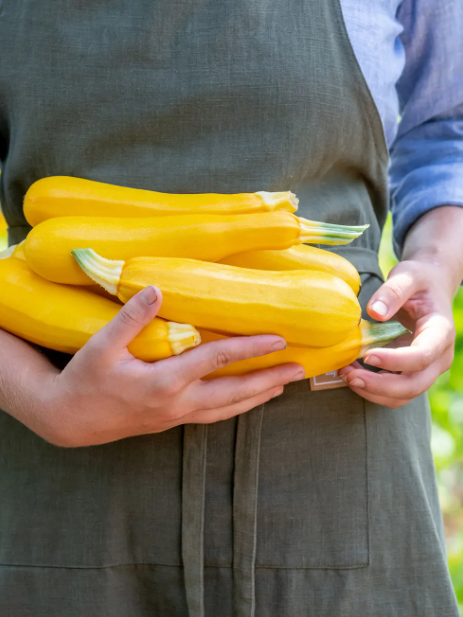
[379, 215, 463, 613]
[0, 210, 462, 610]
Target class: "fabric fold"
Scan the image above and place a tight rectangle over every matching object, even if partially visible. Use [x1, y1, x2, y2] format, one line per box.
[182, 424, 208, 617]
[233, 406, 265, 617]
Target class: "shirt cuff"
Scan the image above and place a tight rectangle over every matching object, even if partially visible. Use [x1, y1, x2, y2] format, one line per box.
[389, 120, 463, 257]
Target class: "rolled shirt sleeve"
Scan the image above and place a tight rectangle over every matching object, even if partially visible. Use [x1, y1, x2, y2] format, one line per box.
[389, 0, 463, 257]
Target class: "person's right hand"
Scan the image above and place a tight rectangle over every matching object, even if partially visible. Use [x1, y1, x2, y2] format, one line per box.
[34, 286, 304, 447]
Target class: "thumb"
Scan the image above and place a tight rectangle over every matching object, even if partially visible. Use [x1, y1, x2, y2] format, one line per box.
[92, 286, 163, 352]
[367, 263, 423, 321]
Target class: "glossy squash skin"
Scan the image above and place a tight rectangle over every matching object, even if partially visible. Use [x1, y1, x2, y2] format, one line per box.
[0, 257, 200, 360]
[24, 212, 319, 285]
[218, 244, 361, 295]
[199, 320, 409, 378]
[73, 250, 362, 348]
[24, 176, 298, 226]
[24, 211, 368, 286]
[3, 241, 119, 302]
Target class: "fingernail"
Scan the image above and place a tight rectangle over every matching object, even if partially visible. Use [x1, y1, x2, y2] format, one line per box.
[349, 378, 365, 389]
[370, 300, 388, 317]
[141, 286, 157, 305]
[271, 340, 287, 352]
[272, 388, 284, 399]
[290, 370, 305, 382]
[364, 354, 380, 367]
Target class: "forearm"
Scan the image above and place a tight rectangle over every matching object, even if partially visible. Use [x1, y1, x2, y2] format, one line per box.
[0, 328, 59, 427]
[402, 206, 463, 297]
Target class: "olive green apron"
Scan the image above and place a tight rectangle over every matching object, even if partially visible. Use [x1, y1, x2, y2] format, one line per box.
[0, 1, 458, 616]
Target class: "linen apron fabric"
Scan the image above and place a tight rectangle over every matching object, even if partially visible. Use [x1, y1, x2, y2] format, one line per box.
[0, 1, 459, 616]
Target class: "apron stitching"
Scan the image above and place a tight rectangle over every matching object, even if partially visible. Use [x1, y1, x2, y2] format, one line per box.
[0, 562, 184, 570]
[0, 562, 369, 571]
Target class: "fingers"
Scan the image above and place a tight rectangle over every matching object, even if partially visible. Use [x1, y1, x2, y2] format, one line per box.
[185, 385, 285, 424]
[364, 346, 436, 373]
[363, 314, 455, 372]
[339, 364, 440, 401]
[337, 305, 456, 407]
[159, 335, 289, 387]
[189, 363, 305, 411]
[337, 360, 363, 375]
[367, 262, 425, 321]
[90, 286, 162, 353]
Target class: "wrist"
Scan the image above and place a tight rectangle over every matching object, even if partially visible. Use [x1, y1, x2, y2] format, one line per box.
[400, 253, 460, 300]
[409, 257, 458, 300]
[26, 372, 70, 445]
[401, 206, 463, 297]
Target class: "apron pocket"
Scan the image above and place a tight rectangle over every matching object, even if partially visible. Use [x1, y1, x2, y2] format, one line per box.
[255, 270, 384, 569]
[0, 411, 183, 568]
[256, 381, 369, 569]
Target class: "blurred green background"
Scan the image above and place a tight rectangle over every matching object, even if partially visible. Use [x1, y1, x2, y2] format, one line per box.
[379, 214, 463, 613]
[0, 209, 462, 609]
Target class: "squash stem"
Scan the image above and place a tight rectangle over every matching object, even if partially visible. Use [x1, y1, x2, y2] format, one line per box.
[297, 218, 369, 245]
[168, 323, 202, 355]
[0, 245, 16, 260]
[359, 320, 410, 357]
[72, 249, 123, 295]
[256, 191, 299, 213]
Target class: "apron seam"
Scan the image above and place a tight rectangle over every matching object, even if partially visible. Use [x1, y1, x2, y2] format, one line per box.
[206, 563, 369, 570]
[233, 405, 264, 617]
[0, 562, 370, 571]
[0, 562, 184, 570]
[254, 564, 369, 570]
[15, 559, 379, 573]
[182, 424, 208, 617]
[210, 565, 369, 570]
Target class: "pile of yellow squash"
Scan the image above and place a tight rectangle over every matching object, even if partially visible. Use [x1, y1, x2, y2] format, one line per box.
[0, 176, 407, 377]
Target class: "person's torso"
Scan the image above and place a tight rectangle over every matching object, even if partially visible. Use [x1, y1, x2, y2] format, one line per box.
[0, 0, 388, 278]
[0, 6, 458, 617]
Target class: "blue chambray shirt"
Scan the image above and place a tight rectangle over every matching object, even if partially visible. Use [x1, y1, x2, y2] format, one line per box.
[342, 0, 463, 256]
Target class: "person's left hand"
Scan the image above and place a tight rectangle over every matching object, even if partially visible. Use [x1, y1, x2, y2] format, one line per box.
[338, 259, 456, 408]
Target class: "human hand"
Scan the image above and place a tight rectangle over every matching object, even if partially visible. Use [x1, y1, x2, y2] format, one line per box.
[35, 286, 304, 447]
[338, 259, 456, 408]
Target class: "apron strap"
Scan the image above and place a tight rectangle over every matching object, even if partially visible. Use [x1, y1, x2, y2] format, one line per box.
[182, 407, 264, 617]
[182, 424, 208, 617]
[329, 246, 384, 280]
[233, 406, 264, 617]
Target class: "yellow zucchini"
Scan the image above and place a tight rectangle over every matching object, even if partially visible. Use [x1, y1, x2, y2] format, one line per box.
[199, 320, 408, 378]
[0, 241, 119, 301]
[24, 212, 368, 286]
[219, 245, 361, 295]
[12, 242, 27, 260]
[0, 256, 200, 360]
[8, 241, 26, 261]
[73, 250, 362, 348]
[24, 176, 299, 226]
[0, 245, 16, 260]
